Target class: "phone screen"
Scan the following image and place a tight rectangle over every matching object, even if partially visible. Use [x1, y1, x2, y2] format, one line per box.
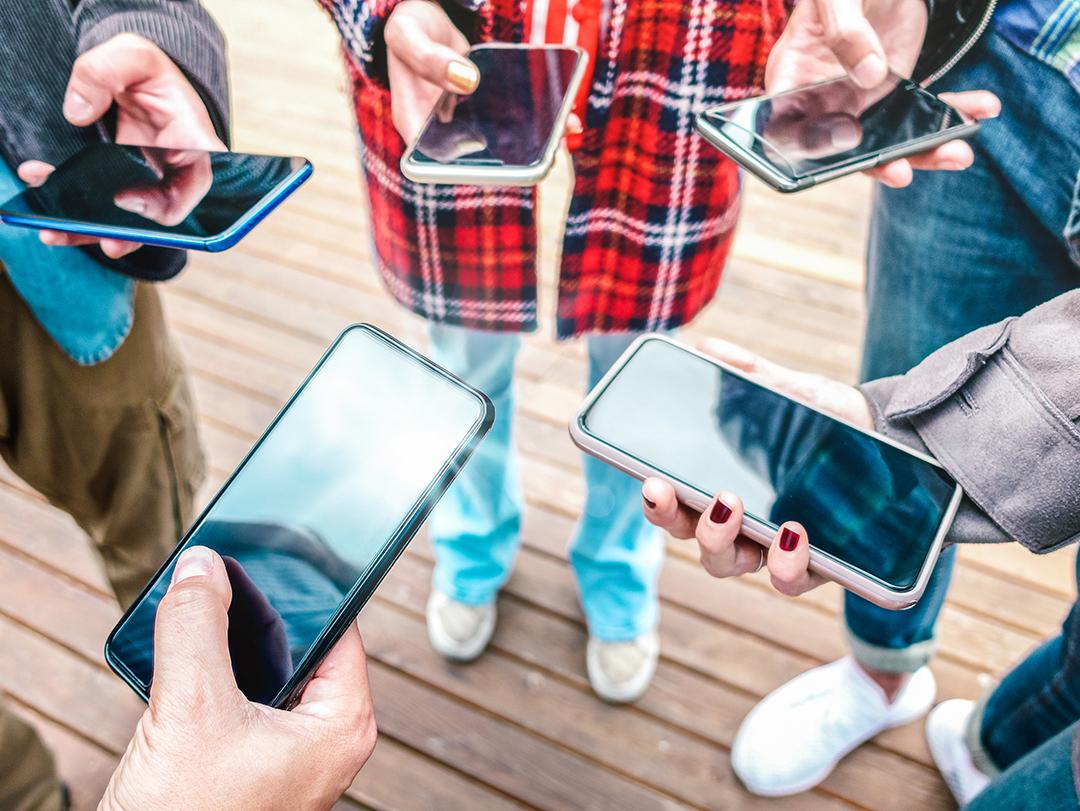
[107, 326, 491, 706]
[579, 340, 957, 590]
[0, 143, 309, 247]
[410, 46, 581, 168]
[698, 71, 970, 178]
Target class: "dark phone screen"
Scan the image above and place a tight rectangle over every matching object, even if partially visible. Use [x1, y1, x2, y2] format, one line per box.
[699, 71, 969, 178]
[108, 327, 489, 705]
[0, 143, 305, 238]
[580, 340, 956, 590]
[411, 46, 580, 167]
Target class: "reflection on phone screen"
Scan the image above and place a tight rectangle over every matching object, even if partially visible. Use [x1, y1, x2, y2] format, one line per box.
[580, 340, 957, 590]
[107, 327, 489, 705]
[701, 71, 968, 178]
[411, 47, 580, 167]
[0, 143, 306, 240]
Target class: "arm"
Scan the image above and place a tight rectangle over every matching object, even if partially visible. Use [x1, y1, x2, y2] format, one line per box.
[645, 292, 1080, 595]
[99, 546, 377, 811]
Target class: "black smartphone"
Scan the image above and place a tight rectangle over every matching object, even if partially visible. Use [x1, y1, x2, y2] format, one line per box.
[0, 142, 311, 251]
[570, 336, 963, 609]
[694, 70, 979, 192]
[105, 325, 494, 708]
[400, 44, 587, 186]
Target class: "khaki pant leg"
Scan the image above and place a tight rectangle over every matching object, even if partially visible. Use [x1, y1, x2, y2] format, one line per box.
[0, 696, 64, 811]
[0, 269, 206, 609]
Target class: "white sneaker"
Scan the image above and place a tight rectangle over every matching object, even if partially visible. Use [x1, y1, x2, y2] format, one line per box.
[426, 590, 496, 662]
[732, 656, 936, 796]
[926, 699, 992, 805]
[586, 630, 659, 704]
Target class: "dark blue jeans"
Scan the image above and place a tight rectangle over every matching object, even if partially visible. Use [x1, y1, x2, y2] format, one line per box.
[845, 29, 1080, 672]
[962, 555, 1080, 809]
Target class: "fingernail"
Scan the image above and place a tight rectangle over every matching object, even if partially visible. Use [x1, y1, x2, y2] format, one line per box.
[114, 196, 147, 216]
[447, 61, 479, 94]
[63, 90, 93, 123]
[851, 54, 886, 88]
[171, 546, 214, 584]
[779, 527, 800, 552]
[643, 496, 657, 509]
[709, 499, 732, 524]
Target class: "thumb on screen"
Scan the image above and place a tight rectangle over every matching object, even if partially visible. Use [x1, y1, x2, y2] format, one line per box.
[150, 546, 238, 708]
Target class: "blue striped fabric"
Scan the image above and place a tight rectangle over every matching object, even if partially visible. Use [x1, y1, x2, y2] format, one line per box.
[995, 0, 1080, 92]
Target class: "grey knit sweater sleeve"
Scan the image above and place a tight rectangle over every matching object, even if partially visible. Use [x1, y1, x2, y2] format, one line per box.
[859, 291, 1080, 554]
[73, 0, 231, 146]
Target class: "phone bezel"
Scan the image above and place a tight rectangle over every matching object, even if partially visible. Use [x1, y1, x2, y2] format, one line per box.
[400, 43, 588, 187]
[0, 152, 313, 252]
[568, 334, 963, 609]
[104, 323, 495, 708]
[693, 73, 981, 193]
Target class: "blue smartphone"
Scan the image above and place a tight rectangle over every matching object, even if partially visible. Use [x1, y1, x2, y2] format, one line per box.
[105, 324, 494, 709]
[0, 143, 312, 251]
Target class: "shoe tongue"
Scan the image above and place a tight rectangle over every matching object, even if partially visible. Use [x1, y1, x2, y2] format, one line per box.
[600, 641, 646, 683]
[442, 604, 483, 642]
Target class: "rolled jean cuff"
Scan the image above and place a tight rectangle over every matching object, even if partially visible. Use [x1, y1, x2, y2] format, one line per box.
[964, 689, 1004, 778]
[843, 625, 939, 673]
[433, 572, 502, 607]
[586, 617, 658, 643]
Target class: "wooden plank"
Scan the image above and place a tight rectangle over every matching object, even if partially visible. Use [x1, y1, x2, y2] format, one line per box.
[0, 615, 143, 753]
[0, 484, 110, 595]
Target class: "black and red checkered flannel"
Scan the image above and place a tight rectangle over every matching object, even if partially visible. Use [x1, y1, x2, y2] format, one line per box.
[321, 0, 788, 338]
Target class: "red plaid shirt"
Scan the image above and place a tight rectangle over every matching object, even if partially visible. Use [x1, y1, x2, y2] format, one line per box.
[321, 0, 788, 338]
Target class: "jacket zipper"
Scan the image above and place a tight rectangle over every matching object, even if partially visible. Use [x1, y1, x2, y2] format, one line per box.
[922, 0, 999, 86]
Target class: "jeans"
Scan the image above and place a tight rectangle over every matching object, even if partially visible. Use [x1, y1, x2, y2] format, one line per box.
[959, 555, 1080, 810]
[845, 29, 1080, 672]
[426, 324, 664, 641]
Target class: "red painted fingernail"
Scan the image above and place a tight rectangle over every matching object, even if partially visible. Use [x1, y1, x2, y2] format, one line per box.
[643, 496, 656, 509]
[709, 499, 732, 524]
[779, 527, 800, 552]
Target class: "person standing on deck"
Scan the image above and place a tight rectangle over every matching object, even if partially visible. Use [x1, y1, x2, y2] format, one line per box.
[315, 0, 993, 702]
[0, 2, 229, 807]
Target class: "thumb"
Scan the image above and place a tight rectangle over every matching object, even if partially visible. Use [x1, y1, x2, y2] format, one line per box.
[385, 9, 479, 94]
[64, 35, 160, 126]
[150, 546, 237, 708]
[813, 0, 888, 88]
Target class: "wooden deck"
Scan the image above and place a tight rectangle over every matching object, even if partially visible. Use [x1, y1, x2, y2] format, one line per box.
[2, 1, 1077, 809]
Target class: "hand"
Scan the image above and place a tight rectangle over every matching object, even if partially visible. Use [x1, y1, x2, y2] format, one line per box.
[384, 0, 479, 145]
[640, 338, 873, 597]
[765, 0, 1000, 187]
[20, 33, 226, 257]
[98, 546, 377, 811]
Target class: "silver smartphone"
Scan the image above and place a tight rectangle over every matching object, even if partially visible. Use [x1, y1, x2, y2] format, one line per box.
[569, 335, 963, 609]
[105, 324, 494, 709]
[694, 70, 980, 193]
[401, 43, 587, 187]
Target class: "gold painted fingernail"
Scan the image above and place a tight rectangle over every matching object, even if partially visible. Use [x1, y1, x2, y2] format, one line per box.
[447, 60, 479, 93]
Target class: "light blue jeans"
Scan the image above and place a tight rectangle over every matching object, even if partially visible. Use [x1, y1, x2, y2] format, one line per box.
[845, 30, 1080, 673]
[426, 323, 664, 641]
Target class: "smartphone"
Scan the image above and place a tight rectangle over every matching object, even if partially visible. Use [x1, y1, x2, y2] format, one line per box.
[105, 325, 494, 708]
[569, 336, 963, 609]
[0, 142, 312, 251]
[694, 70, 979, 193]
[400, 44, 587, 186]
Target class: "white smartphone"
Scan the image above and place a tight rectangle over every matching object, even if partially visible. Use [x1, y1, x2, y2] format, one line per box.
[401, 43, 587, 186]
[694, 70, 980, 193]
[569, 335, 963, 609]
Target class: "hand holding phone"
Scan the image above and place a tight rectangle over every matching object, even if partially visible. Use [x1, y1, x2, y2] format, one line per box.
[100, 546, 376, 811]
[401, 44, 587, 186]
[1, 143, 312, 253]
[570, 335, 962, 609]
[106, 325, 494, 708]
[695, 71, 982, 192]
